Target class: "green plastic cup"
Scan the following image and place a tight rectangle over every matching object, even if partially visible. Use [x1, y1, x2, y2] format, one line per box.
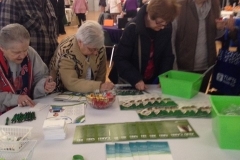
[72, 155, 84, 160]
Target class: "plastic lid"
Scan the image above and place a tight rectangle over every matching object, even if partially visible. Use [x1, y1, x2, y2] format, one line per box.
[72, 155, 84, 160]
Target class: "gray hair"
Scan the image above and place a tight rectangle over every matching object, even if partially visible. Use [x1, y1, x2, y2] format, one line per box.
[0, 23, 30, 49]
[75, 21, 104, 49]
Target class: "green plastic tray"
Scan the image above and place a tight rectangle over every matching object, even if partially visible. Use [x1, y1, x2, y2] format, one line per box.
[210, 95, 240, 150]
[159, 70, 202, 99]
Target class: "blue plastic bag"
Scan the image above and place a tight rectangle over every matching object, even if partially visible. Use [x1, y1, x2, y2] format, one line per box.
[211, 33, 240, 95]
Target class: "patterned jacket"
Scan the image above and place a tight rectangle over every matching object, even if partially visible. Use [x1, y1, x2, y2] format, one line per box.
[49, 35, 107, 93]
[0, 46, 49, 112]
[0, 0, 58, 65]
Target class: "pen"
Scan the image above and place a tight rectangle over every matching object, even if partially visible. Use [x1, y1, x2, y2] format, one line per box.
[138, 89, 150, 94]
[142, 90, 150, 94]
[48, 77, 53, 82]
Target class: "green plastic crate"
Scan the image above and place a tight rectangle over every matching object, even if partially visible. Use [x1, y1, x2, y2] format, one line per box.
[210, 96, 240, 150]
[158, 70, 203, 99]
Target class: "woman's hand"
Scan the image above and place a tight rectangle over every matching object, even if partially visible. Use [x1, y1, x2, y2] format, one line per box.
[135, 80, 146, 91]
[44, 76, 56, 93]
[100, 82, 114, 91]
[215, 15, 236, 31]
[215, 18, 227, 30]
[226, 15, 236, 31]
[18, 95, 35, 107]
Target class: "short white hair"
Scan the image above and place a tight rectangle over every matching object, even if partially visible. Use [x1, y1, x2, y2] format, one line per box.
[0, 23, 30, 49]
[75, 21, 104, 48]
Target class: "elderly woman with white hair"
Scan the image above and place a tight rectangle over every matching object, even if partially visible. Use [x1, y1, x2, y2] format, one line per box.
[0, 24, 56, 114]
[49, 20, 114, 93]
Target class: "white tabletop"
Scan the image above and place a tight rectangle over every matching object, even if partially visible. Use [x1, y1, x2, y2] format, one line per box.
[0, 85, 240, 160]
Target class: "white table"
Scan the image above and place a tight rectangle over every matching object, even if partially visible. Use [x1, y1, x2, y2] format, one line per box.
[1, 85, 240, 160]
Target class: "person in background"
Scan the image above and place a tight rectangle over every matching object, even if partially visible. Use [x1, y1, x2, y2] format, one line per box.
[99, 0, 107, 12]
[230, 0, 240, 6]
[0, 24, 56, 114]
[108, 0, 122, 23]
[50, 0, 58, 18]
[172, 0, 225, 93]
[110, 0, 180, 91]
[65, 0, 71, 7]
[221, 0, 239, 7]
[138, 0, 149, 7]
[57, 0, 67, 34]
[137, 0, 143, 7]
[50, 0, 66, 35]
[49, 21, 114, 93]
[0, 0, 58, 65]
[123, 0, 138, 18]
[72, 0, 88, 27]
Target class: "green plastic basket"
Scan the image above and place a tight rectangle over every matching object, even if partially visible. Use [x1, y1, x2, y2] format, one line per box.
[210, 95, 240, 150]
[158, 70, 203, 99]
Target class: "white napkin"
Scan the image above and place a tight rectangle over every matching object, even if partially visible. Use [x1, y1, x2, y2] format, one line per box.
[43, 119, 67, 140]
[43, 119, 65, 130]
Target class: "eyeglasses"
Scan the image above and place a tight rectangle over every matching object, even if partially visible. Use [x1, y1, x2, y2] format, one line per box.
[87, 46, 104, 54]
[155, 20, 167, 26]
[149, 15, 170, 28]
[87, 47, 98, 53]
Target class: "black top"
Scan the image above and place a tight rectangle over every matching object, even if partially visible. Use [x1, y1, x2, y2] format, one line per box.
[111, 5, 174, 86]
[99, 0, 106, 7]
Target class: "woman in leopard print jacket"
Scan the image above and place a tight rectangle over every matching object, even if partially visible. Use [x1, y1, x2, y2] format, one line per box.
[49, 21, 114, 93]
